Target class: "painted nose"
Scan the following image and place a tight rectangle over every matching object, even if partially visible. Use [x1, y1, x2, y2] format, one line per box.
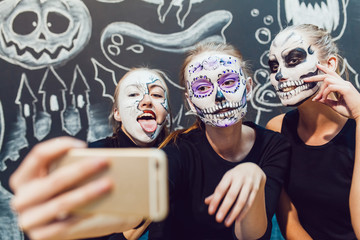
[139, 94, 152, 108]
[215, 90, 225, 103]
[275, 70, 284, 81]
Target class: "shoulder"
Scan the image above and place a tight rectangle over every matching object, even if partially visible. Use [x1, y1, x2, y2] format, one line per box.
[88, 137, 111, 148]
[265, 114, 285, 133]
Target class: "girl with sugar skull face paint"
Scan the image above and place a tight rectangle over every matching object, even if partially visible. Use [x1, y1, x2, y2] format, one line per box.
[266, 24, 360, 240]
[148, 42, 291, 240]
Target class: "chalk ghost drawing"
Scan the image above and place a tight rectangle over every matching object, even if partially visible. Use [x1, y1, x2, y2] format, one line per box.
[277, 0, 348, 41]
[0, 0, 92, 69]
[100, 10, 233, 89]
[96, 0, 205, 28]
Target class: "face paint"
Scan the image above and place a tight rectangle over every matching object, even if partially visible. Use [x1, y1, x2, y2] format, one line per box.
[117, 70, 169, 145]
[268, 31, 321, 106]
[185, 52, 247, 127]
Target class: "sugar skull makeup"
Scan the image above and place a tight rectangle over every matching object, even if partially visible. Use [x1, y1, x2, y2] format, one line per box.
[116, 69, 169, 146]
[268, 31, 321, 106]
[185, 52, 247, 127]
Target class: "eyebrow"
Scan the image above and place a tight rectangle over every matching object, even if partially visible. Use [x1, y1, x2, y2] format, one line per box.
[148, 83, 165, 92]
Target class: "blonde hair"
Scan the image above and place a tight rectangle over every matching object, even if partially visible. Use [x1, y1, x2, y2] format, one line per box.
[110, 67, 172, 145]
[279, 24, 348, 79]
[160, 42, 251, 148]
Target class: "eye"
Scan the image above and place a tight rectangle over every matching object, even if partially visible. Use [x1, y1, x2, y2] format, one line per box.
[151, 93, 164, 98]
[12, 11, 38, 35]
[218, 73, 240, 92]
[191, 78, 214, 97]
[288, 58, 300, 66]
[128, 93, 140, 97]
[268, 60, 279, 73]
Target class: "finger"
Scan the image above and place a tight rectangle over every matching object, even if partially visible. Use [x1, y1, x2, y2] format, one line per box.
[204, 194, 213, 205]
[10, 137, 86, 192]
[19, 177, 113, 231]
[215, 180, 244, 223]
[207, 176, 232, 215]
[224, 181, 258, 227]
[312, 81, 328, 101]
[236, 188, 258, 222]
[316, 64, 338, 77]
[27, 216, 84, 240]
[303, 74, 327, 82]
[12, 157, 110, 212]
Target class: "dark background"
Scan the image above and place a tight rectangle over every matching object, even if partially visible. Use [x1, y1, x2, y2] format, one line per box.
[0, 0, 359, 239]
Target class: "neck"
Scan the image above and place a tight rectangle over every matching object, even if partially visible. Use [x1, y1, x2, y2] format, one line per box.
[296, 98, 348, 144]
[205, 120, 255, 163]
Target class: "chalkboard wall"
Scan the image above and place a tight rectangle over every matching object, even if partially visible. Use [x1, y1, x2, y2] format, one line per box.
[0, 0, 359, 239]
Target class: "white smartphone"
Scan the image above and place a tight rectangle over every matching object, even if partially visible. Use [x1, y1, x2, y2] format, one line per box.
[52, 148, 169, 222]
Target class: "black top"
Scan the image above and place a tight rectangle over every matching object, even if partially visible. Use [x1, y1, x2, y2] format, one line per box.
[88, 130, 138, 148]
[282, 109, 356, 240]
[149, 122, 291, 240]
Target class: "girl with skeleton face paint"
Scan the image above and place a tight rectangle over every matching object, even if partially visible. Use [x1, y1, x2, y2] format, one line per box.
[9, 68, 171, 240]
[266, 24, 360, 240]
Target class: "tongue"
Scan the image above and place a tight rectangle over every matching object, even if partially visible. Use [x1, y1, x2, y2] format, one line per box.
[138, 119, 157, 133]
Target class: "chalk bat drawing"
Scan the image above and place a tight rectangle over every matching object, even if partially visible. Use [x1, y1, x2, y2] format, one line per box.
[0, 182, 24, 240]
[100, 10, 233, 89]
[91, 58, 118, 102]
[0, 0, 92, 69]
[63, 65, 90, 136]
[277, 0, 349, 41]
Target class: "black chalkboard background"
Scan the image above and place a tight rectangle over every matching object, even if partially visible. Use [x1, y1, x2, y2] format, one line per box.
[0, 0, 359, 239]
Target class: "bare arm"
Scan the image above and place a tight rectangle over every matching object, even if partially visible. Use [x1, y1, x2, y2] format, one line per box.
[204, 162, 267, 240]
[266, 114, 312, 239]
[350, 117, 360, 238]
[276, 189, 312, 240]
[305, 63, 360, 238]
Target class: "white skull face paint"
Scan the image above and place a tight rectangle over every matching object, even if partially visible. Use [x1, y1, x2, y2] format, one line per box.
[116, 69, 169, 145]
[268, 31, 321, 106]
[185, 52, 247, 127]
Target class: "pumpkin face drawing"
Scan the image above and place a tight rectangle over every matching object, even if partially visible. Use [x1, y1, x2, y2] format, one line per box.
[0, 0, 92, 69]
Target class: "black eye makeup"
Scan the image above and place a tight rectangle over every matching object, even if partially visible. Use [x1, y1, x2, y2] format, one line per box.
[284, 48, 307, 67]
[268, 59, 279, 73]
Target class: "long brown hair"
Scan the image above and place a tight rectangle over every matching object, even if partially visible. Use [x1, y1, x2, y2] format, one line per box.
[159, 42, 251, 148]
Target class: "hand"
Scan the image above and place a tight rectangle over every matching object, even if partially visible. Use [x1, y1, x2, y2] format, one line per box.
[9, 137, 122, 240]
[304, 64, 360, 120]
[204, 162, 266, 227]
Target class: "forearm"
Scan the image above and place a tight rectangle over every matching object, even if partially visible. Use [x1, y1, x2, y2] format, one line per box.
[276, 189, 312, 240]
[350, 117, 360, 238]
[234, 178, 267, 240]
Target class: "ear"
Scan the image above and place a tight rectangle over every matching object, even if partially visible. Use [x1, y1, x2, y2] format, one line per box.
[246, 77, 253, 100]
[114, 108, 122, 122]
[185, 93, 197, 113]
[327, 56, 338, 71]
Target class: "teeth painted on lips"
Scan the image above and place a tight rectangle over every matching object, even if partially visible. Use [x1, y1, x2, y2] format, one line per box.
[277, 82, 317, 100]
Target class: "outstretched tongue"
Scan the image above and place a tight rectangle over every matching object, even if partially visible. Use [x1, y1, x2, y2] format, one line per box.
[138, 119, 157, 133]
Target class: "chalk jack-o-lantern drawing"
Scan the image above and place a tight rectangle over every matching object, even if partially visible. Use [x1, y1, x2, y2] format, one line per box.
[0, 0, 92, 69]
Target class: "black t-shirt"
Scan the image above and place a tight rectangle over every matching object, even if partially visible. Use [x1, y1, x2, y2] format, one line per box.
[282, 109, 356, 240]
[149, 122, 291, 240]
